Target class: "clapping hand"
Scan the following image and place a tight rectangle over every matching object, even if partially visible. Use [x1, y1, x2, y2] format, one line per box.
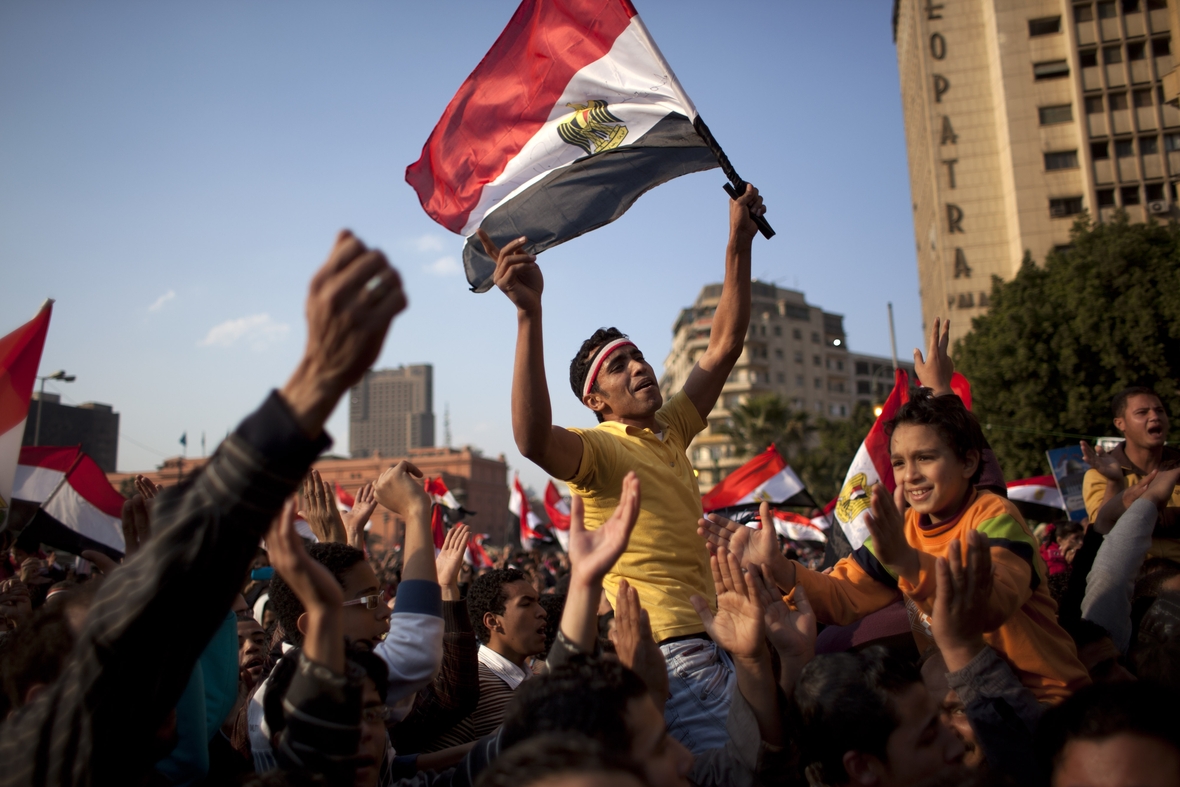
[1081, 440, 1124, 483]
[345, 482, 377, 549]
[374, 460, 430, 519]
[914, 316, 954, 396]
[691, 546, 769, 662]
[568, 472, 640, 587]
[865, 484, 920, 586]
[300, 469, 347, 544]
[762, 576, 815, 697]
[698, 501, 792, 589]
[436, 523, 470, 601]
[931, 530, 994, 671]
[134, 475, 160, 501]
[610, 578, 669, 712]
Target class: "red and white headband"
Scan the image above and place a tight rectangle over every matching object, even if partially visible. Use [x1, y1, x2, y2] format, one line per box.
[582, 338, 636, 399]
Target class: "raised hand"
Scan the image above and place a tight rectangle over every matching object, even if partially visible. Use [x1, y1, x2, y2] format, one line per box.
[120, 493, 152, 556]
[436, 522, 470, 601]
[374, 460, 430, 519]
[1143, 466, 1180, 510]
[865, 484, 920, 586]
[134, 475, 160, 501]
[761, 574, 816, 682]
[931, 530, 994, 672]
[267, 499, 344, 671]
[914, 316, 954, 396]
[691, 547, 768, 661]
[730, 183, 766, 244]
[345, 482, 377, 549]
[698, 500, 790, 582]
[1081, 440, 1124, 482]
[568, 472, 640, 586]
[300, 469, 347, 544]
[480, 229, 543, 315]
[610, 578, 669, 711]
[280, 230, 407, 438]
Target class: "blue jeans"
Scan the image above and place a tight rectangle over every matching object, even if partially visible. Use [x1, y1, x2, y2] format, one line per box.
[660, 636, 736, 754]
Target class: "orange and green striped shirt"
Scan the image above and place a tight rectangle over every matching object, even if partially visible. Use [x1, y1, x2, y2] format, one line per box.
[795, 489, 1090, 703]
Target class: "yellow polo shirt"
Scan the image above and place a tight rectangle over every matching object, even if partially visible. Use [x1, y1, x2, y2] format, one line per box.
[1083, 444, 1180, 561]
[567, 391, 714, 641]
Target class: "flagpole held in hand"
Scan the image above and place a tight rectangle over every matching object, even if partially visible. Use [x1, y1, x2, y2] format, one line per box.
[692, 116, 775, 239]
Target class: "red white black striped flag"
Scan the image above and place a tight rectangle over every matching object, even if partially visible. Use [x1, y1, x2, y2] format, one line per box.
[406, 0, 724, 292]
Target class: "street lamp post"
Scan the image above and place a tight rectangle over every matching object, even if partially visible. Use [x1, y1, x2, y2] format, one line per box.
[33, 370, 76, 446]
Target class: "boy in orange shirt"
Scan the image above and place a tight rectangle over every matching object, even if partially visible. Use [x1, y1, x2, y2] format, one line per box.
[700, 325, 1089, 703]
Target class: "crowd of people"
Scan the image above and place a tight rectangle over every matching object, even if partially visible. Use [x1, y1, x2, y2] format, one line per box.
[0, 190, 1178, 787]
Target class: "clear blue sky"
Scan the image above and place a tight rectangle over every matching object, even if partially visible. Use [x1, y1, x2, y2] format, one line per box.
[0, 0, 923, 496]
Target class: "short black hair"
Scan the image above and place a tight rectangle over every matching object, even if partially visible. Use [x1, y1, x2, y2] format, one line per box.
[269, 542, 366, 646]
[569, 327, 628, 423]
[538, 593, 566, 659]
[1112, 386, 1163, 419]
[795, 647, 923, 785]
[885, 388, 986, 485]
[1036, 681, 1180, 774]
[468, 568, 527, 644]
[501, 655, 650, 754]
[475, 733, 645, 787]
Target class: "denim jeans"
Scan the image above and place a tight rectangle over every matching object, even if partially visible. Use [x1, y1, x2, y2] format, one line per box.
[660, 636, 736, 754]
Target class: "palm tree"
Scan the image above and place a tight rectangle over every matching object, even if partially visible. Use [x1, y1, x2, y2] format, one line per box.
[716, 393, 814, 461]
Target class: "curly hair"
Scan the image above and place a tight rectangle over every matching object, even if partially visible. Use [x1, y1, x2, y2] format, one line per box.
[269, 542, 366, 646]
[467, 568, 527, 644]
[569, 327, 628, 423]
[884, 388, 986, 484]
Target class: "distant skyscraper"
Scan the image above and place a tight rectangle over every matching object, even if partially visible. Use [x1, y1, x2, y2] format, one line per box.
[349, 365, 435, 458]
[894, 0, 1180, 347]
[22, 393, 120, 473]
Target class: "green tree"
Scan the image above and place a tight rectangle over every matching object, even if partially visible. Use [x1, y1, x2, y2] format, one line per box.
[794, 404, 878, 505]
[956, 212, 1180, 479]
[717, 393, 813, 461]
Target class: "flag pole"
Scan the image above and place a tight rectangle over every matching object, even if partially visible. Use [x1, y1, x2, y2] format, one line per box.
[692, 117, 775, 239]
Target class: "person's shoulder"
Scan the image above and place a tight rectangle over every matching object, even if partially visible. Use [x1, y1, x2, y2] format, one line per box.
[656, 390, 704, 434]
[971, 489, 1024, 520]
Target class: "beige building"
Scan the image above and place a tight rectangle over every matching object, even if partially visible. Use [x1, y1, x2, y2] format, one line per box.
[894, 0, 1180, 347]
[349, 365, 435, 459]
[660, 282, 907, 492]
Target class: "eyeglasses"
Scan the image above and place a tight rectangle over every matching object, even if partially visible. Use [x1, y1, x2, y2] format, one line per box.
[362, 705, 393, 724]
[342, 594, 384, 610]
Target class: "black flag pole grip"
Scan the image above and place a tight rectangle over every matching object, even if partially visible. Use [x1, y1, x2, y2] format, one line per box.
[693, 116, 775, 239]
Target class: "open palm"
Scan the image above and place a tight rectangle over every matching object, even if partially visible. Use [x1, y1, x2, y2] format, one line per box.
[568, 472, 640, 584]
[692, 547, 766, 660]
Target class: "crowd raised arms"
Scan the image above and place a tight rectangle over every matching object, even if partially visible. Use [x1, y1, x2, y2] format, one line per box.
[2, 156, 1180, 787]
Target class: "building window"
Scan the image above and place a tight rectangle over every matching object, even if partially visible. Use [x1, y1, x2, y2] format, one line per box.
[813, 355, 822, 366]
[1148, 0, 1167, 10]
[1045, 150, 1079, 170]
[1128, 41, 1147, 61]
[1098, 2, 1118, 19]
[1122, 0, 1140, 10]
[1086, 95, 1106, 114]
[796, 375, 804, 387]
[785, 304, 810, 321]
[773, 325, 781, 336]
[857, 380, 872, 395]
[1034, 60, 1071, 80]
[1121, 185, 1142, 204]
[1029, 16, 1062, 35]
[814, 401, 824, 413]
[814, 378, 822, 389]
[1092, 140, 1110, 159]
[1079, 50, 1099, 68]
[1142, 135, 1160, 154]
[1076, 4, 1095, 21]
[1050, 196, 1085, 216]
[1165, 132, 1180, 150]
[1146, 182, 1166, 201]
[811, 332, 820, 344]
[1115, 138, 1135, 156]
[1110, 92, 1129, 111]
[855, 361, 870, 375]
[792, 328, 802, 340]
[1134, 89, 1154, 108]
[1153, 37, 1171, 57]
[794, 351, 803, 363]
[1039, 104, 1074, 125]
[1104, 46, 1123, 65]
[1097, 188, 1117, 206]
[836, 360, 844, 371]
[776, 372, 785, 383]
[774, 348, 784, 359]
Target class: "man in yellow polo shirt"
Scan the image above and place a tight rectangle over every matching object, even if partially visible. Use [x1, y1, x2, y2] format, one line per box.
[478, 184, 766, 753]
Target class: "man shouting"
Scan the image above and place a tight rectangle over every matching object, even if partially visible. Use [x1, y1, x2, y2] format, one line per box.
[482, 185, 766, 752]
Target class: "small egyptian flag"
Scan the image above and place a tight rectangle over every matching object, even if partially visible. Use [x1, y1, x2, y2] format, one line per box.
[406, 0, 722, 293]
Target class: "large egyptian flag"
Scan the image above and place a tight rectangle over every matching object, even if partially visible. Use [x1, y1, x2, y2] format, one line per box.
[13, 446, 125, 559]
[701, 445, 815, 514]
[0, 301, 53, 531]
[406, 0, 723, 293]
[509, 474, 545, 549]
[543, 480, 571, 551]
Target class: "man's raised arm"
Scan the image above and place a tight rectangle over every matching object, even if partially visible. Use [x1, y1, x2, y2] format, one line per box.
[683, 185, 765, 421]
[480, 230, 582, 481]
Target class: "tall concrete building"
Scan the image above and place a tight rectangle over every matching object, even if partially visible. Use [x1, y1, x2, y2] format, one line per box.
[349, 365, 435, 459]
[660, 282, 909, 492]
[22, 393, 119, 473]
[894, 0, 1179, 347]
